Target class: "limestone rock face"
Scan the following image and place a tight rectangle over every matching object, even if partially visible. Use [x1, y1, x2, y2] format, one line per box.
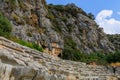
[0, 0, 115, 55]
[0, 0, 64, 56]
[107, 34, 120, 51]
[47, 4, 115, 54]
[0, 37, 120, 80]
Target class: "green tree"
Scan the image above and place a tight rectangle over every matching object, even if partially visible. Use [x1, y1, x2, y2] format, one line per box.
[106, 51, 120, 63]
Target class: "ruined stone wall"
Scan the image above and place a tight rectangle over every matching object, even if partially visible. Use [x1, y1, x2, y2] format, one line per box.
[0, 37, 120, 80]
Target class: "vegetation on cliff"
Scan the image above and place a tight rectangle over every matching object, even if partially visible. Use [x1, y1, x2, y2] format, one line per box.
[62, 49, 120, 65]
[61, 33, 120, 65]
[0, 12, 43, 52]
[0, 12, 12, 38]
[107, 34, 120, 50]
[46, 4, 120, 65]
[11, 37, 43, 52]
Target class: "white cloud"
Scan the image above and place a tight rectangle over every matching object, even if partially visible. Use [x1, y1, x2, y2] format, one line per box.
[95, 10, 120, 34]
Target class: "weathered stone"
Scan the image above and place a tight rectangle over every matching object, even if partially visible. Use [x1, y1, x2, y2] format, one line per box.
[0, 0, 119, 79]
[0, 37, 119, 80]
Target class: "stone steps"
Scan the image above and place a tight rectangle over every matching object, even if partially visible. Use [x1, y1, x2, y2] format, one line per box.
[0, 37, 120, 80]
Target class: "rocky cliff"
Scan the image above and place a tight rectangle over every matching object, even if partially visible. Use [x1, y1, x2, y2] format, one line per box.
[107, 34, 120, 51]
[0, 0, 115, 56]
[0, 0, 120, 80]
[0, 37, 120, 80]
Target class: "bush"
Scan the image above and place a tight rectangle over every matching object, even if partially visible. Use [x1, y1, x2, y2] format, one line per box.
[61, 37, 81, 61]
[106, 51, 120, 63]
[9, 0, 16, 10]
[67, 24, 74, 32]
[52, 5, 65, 12]
[64, 37, 76, 49]
[10, 37, 43, 52]
[87, 13, 95, 20]
[61, 17, 67, 23]
[46, 9, 55, 20]
[62, 48, 120, 65]
[62, 48, 82, 61]
[16, 39, 43, 52]
[10, 0, 16, 4]
[62, 49, 109, 65]
[51, 19, 62, 33]
[0, 12, 12, 38]
[19, 2, 27, 12]
[62, 38, 109, 65]
[12, 13, 19, 21]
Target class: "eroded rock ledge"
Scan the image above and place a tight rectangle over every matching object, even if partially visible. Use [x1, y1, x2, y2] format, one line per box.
[0, 37, 120, 80]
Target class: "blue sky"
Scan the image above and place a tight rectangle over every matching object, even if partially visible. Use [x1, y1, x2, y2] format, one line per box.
[46, 0, 120, 34]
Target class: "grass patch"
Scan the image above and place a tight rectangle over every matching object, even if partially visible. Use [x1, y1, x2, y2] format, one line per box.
[10, 37, 43, 52]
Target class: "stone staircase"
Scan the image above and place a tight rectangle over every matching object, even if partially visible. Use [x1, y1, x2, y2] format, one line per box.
[0, 37, 120, 80]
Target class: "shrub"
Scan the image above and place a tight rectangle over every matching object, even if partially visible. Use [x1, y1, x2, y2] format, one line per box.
[61, 37, 81, 61]
[87, 13, 95, 20]
[12, 13, 19, 21]
[51, 19, 62, 33]
[46, 9, 55, 20]
[106, 51, 120, 63]
[62, 48, 82, 61]
[12, 13, 25, 25]
[10, 0, 16, 4]
[53, 5, 65, 12]
[62, 38, 109, 65]
[9, 0, 16, 10]
[19, 2, 27, 12]
[64, 37, 76, 49]
[62, 48, 120, 65]
[62, 49, 109, 65]
[11, 37, 43, 52]
[67, 24, 74, 32]
[60, 17, 67, 23]
[0, 12, 12, 38]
